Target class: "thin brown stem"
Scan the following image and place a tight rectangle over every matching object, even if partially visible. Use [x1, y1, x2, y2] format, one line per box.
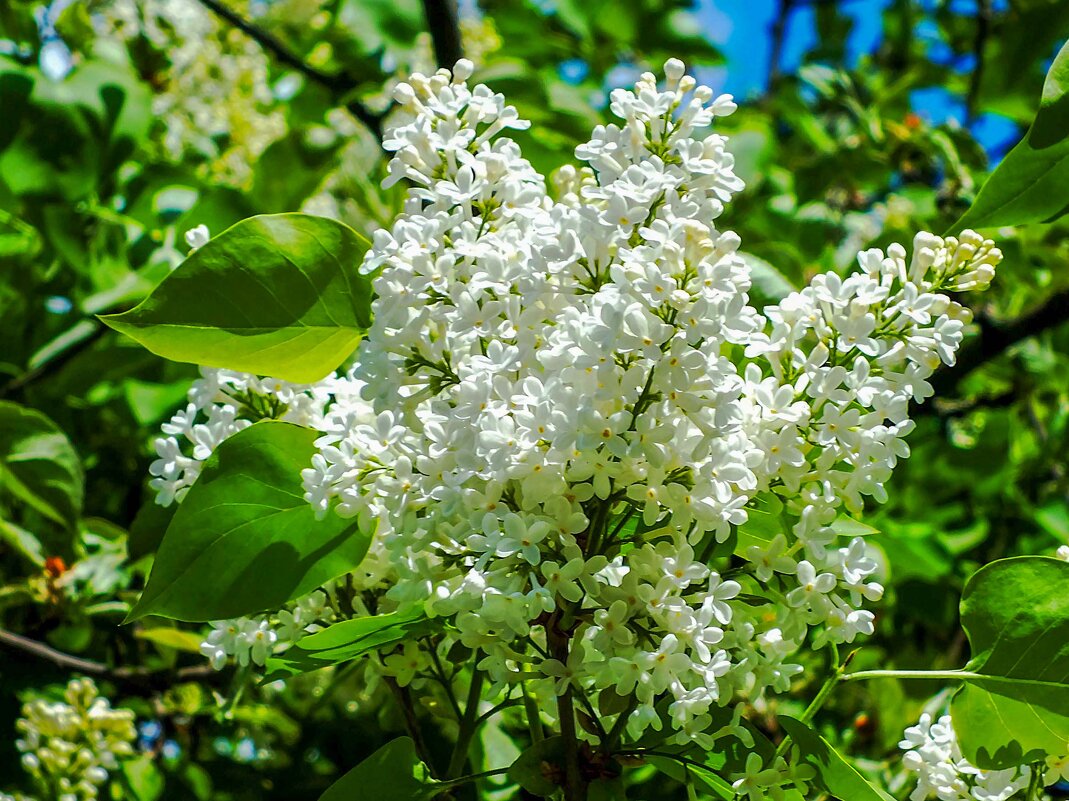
[385, 675, 439, 778]
[965, 0, 993, 125]
[193, 0, 384, 141]
[0, 627, 219, 693]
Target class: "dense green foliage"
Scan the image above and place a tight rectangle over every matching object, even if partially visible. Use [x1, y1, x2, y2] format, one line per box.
[1, 1, 1069, 800]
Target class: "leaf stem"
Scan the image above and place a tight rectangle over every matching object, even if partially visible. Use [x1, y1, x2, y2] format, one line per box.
[1026, 763, 1043, 801]
[841, 669, 970, 682]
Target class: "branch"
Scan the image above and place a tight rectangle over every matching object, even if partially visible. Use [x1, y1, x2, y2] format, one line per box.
[767, 0, 795, 89]
[385, 675, 440, 778]
[421, 0, 464, 69]
[965, 0, 993, 124]
[0, 628, 220, 693]
[927, 289, 1069, 398]
[193, 0, 384, 141]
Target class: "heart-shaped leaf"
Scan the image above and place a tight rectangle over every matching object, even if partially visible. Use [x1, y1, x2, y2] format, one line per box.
[129, 421, 373, 622]
[951, 556, 1069, 769]
[102, 213, 371, 383]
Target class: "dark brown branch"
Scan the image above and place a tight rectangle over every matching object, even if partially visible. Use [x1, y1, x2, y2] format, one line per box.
[767, 0, 795, 89]
[927, 289, 1069, 398]
[193, 0, 384, 141]
[965, 0, 993, 124]
[421, 0, 464, 69]
[385, 675, 440, 777]
[0, 627, 220, 693]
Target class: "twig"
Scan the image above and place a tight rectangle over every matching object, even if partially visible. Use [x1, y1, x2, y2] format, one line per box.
[926, 289, 1069, 399]
[385, 675, 440, 777]
[421, 0, 464, 68]
[767, 0, 795, 89]
[192, 0, 384, 140]
[0, 627, 219, 693]
[965, 0, 993, 125]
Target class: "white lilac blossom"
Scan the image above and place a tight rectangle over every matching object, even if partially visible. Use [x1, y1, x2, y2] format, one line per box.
[157, 60, 1002, 747]
[899, 712, 1066, 801]
[95, 0, 285, 186]
[149, 368, 343, 506]
[13, 679, 136, 801]
[199, 590, 334, 669]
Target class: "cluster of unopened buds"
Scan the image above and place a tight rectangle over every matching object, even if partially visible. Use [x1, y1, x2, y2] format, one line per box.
[6, 679, 136, 801]
[151, 58, 1004, 756]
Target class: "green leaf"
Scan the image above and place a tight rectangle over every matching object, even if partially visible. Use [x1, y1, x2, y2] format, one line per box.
[127, 499, 176, 563]
[646, 756, 734, 800]
[508, 736, 564, 797]
[735, 492, 785, 554]
[0, 517, 44, 566]
[264, 607, 437, 680]
[951, 556, 1069, 768]
[129, 421, 373, 622]
[830, 515, 879, 537]
[120, 755, 165, 801]
[101, 214, 372, 384]
[320, 738, 438, 801]
[740, 251, 797, 307]
[779, 717, 894, 801]
[951, 40, 1069, 230]
[0, 401, 83, 530]
[135, 626, 206, 654]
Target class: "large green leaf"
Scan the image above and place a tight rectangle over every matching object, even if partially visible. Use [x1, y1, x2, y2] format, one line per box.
[951, 40, 1069, 230]
[129, 422, 373, 622]
[951, 556, 1069, 769]
[264, 607, 436, 680]
[102, 214, 372, 384]
[0, 401, 83, 530]
[779, 717, 894, 801]
[320, 738, 438, 801]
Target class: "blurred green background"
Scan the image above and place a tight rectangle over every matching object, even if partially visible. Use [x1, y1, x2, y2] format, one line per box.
[0, 0, 1067, 798]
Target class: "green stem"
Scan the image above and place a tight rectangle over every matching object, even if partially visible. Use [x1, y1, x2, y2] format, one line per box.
[522, 681, 544, 744]
[547, 609, 586, 801]
[446, 669, 486, 779]
[436, 766, 510, 789]
[1026, 763, 1043, 801]
[774, 650, 855, 760]
[841, 669, 969, 683]
[605, 696, 639, 751]
[427, 642, 463, 720]
[556, 682, 586, 801]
